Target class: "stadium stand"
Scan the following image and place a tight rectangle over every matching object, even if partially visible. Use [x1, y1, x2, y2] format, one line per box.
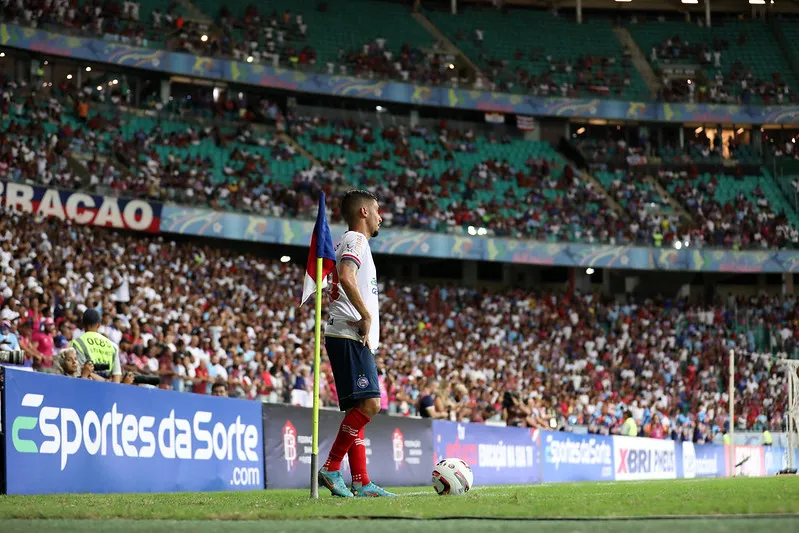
[3, 73, 799, 250]
[629, 17, 796, 105]
[0, 207, 790, 437]
[656, 168, 799, 249]
[194, 0, 459, 84]
[291, 116, 618, 241]
[0, 0, 180, 49]
[424, 6, 648, 99]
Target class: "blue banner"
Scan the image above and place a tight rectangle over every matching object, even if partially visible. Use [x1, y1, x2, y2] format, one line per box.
[161, 204, 799, 273]
[541, 431, 614, 483]
[3, 23, 799, 125]
[764, 446, 799, 475]
[2, 368, 264, 494]
[676, 442, 728, 479]
[432, 421, 539, 485]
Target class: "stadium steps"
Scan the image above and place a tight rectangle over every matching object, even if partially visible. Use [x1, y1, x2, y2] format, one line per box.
[279, 132, 323, 168]
[577, 169, 628, 221]
[644, 175, 693, 223]
[771, 18, 799, 90]
[64, 154, 91, 188]
[411, 11, 486, 83]
[176, 0, 214, 24]
[612, 26, 660, 100]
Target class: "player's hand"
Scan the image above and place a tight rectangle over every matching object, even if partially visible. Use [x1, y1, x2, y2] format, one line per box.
[347, 315, 371, 347]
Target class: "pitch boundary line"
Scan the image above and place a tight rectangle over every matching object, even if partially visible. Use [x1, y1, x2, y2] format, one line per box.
[332, 513, 799, 522]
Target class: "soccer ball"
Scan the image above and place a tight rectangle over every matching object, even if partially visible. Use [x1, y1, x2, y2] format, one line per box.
[431, 458, 474, 496]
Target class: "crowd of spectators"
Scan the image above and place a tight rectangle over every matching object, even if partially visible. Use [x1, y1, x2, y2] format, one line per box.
[659, 169, 799, 249]
[3, 73, 799, 250]
[0, 207, 793, 439]
[476, 41, 636, 97]
[650, 33, 792, 105]
[0, 0, 185, 49]
[291, 116, 623, 243]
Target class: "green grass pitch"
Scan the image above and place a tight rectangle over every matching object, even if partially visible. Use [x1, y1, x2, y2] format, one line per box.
[1, 477, 797, 533]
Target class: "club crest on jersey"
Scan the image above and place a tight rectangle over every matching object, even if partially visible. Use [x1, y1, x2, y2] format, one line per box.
[357, 375, 369, 389]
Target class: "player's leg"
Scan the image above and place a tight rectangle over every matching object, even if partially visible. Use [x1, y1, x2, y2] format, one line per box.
[347, 398, 395, 497]
[318, 337, 372, 497]
[345, 346, 395, 497]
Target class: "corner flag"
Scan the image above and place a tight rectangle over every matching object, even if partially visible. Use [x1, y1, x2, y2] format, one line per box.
[300, 192, 336, 500]
[300, 192, 336, 307]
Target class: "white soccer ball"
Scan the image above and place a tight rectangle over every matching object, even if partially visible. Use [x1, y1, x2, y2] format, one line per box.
[431, 458, 474, 496]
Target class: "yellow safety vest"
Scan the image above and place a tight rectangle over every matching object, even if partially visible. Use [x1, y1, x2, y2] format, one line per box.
[763, 430, 773, 445]
[622, 418, 638, 437]
[71, 331, 117, 366]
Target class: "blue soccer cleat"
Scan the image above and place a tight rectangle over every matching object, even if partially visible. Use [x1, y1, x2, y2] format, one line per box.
[351, 482, 398, 497]
[318, 468, 354, 497]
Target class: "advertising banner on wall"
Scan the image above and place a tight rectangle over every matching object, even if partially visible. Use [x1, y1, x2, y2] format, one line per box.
[613, 436, 677, 481]
[731, 445, 766, 477]
[541, 431, 613, 483]
[2, 368, 264, 494]
[676, 442, 727, 479]
[0, 180, 162, 233]
[262, 405, 433, 489]
[432, 421, 540, 485]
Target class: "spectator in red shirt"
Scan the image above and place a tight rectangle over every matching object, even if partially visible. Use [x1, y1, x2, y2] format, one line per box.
[193, 359, 210, 394]
[32, 317, 56, 371]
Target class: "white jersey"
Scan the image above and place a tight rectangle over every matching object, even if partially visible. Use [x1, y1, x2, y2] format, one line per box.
[325, 230, 380, 350]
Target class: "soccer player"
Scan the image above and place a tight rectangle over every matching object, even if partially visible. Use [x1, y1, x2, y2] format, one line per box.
[317, 190, 396, 498]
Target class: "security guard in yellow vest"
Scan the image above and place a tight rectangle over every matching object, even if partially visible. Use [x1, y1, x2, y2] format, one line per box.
[71, 309, 122, 382]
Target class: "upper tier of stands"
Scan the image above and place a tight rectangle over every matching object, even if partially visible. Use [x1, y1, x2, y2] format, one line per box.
[629, 17, 797, 105]
[6, 2, 799, 106]
[426, 6, 649, 99]
[3, 76, 799, 249]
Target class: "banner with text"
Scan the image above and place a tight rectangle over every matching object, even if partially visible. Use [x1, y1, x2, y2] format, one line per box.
[0, 180, 162, 233]
[541, 430, 614, 483]
[676, 442, 727, 479]
[262, 405, 432, 489]
[731, 445, 766, 477]
[613, 436, 677, 481]
[1, 367, 264, 494]
[432, 421, 540, 485]
[764, 446, 799, 475]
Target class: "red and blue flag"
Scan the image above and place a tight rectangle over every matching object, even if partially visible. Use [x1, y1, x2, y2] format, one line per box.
[300, 192, 336, 306]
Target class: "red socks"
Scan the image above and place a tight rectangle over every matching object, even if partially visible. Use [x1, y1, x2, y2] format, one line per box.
[349, 427, 370, 486]
[323, 408, 370, 472]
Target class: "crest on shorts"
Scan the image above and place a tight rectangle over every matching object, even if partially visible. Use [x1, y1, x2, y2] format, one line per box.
[357, 375, 369, 389]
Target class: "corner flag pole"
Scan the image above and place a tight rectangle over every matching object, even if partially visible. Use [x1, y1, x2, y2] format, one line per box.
[310, 256, 324, 500]
[728, 348, 735, 478]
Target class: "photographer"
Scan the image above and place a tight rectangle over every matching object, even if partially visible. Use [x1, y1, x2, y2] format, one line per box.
[70, 309, 122, 382]
[0, 319, 20, 351]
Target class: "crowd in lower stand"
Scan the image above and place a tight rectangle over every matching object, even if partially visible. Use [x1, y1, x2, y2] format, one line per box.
[0, 208, 792, 439]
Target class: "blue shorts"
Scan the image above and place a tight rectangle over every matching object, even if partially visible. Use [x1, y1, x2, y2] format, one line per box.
[325, 336, 380, 411]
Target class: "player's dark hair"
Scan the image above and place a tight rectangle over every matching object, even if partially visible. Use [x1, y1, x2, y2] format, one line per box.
[340, 189, 378, 225]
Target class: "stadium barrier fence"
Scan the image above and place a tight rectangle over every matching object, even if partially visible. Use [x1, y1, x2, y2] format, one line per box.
[0, 368, 793, 494]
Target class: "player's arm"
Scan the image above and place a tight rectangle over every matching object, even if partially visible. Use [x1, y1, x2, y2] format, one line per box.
[338, 259, 371, 343]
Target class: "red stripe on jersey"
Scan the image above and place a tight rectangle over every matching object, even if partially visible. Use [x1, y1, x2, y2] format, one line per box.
[341, 253, 361, 266]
